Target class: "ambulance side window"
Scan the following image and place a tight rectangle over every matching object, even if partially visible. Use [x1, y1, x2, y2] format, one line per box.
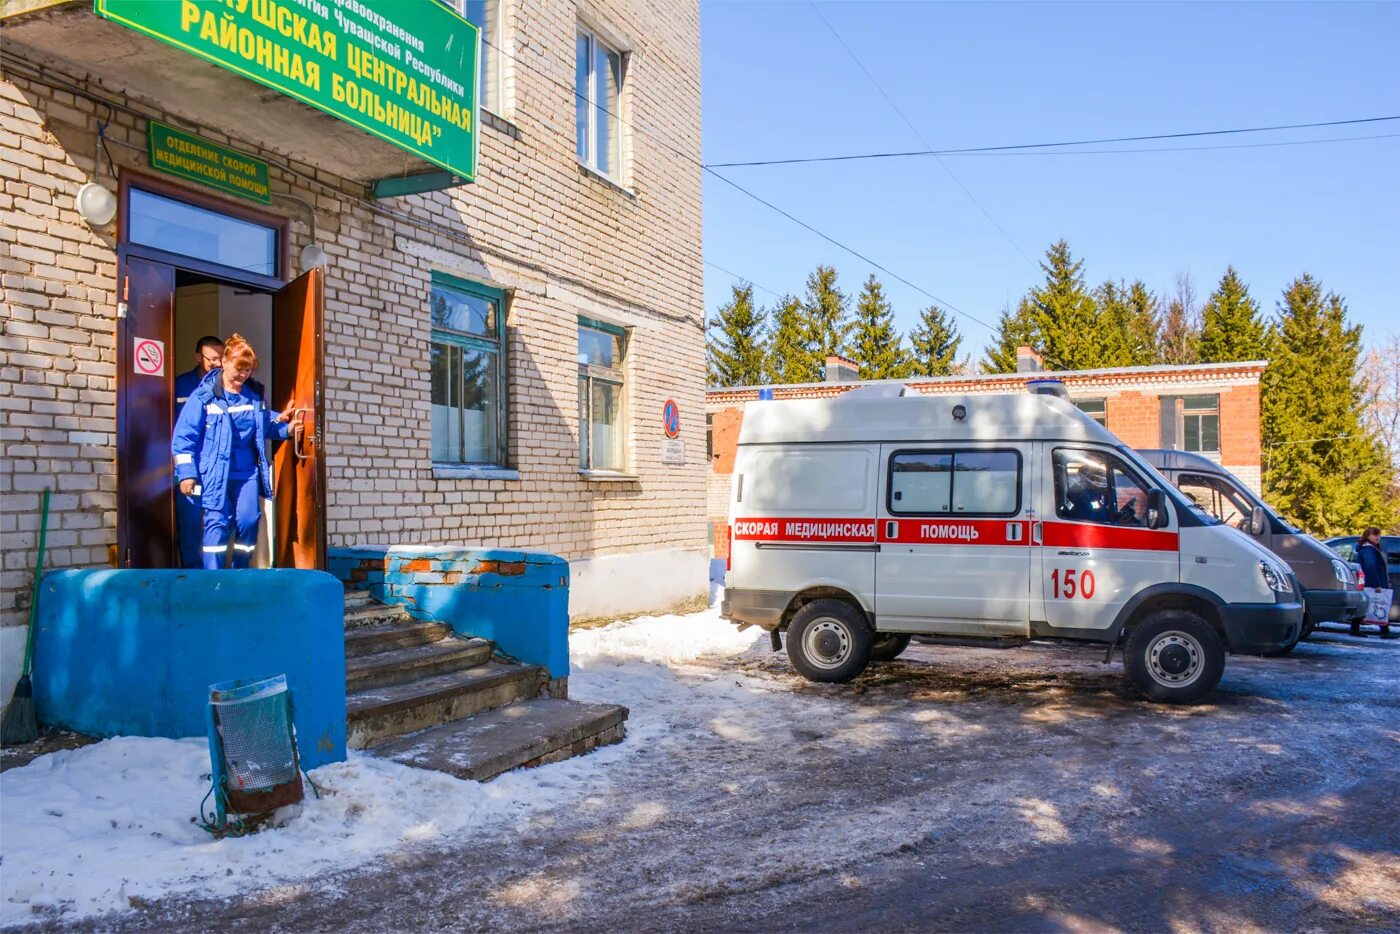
[888, 449, 1020, 516]
[1054, 449, 1153, 527]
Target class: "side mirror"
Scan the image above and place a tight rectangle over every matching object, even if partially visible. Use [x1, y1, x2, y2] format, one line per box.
[1147, 489, 1170, 529]
[1249, 505, 1268, 537]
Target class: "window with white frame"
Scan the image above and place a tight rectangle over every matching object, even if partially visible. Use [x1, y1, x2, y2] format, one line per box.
[1074, 397, 1107, 426]
[430, 273, 507, 466]
[434, 0, 502, 114]
[578, 318, 627, 471]
[1182, 394, 1220, 453]
[575, 25, 623, 180]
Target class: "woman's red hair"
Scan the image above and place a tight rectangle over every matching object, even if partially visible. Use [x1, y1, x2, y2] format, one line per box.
[223, 333, 258, 370]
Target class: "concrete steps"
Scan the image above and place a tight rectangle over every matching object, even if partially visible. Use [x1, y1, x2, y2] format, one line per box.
[340, 587, 627, 771]
[371, 698, 628, 782]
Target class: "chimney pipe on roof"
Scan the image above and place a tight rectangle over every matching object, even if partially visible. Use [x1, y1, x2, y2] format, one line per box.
[824, 354, 860, 383]
[1016, 345, 1044, 373]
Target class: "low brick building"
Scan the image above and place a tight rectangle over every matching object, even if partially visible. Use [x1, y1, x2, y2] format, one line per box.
[706, 351, 1267, 559]
[1, 0, 706, 696]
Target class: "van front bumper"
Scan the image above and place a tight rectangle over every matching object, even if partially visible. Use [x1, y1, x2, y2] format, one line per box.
[1219, 600, 1304, 654]
[1302, 586, 1366, 624]
[720, 588, 790, 631]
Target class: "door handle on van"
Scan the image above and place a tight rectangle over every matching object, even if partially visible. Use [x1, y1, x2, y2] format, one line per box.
[1031, 521, 1043, 545]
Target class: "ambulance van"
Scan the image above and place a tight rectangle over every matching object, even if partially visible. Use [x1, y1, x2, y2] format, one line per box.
[721, 385, 1303, 703]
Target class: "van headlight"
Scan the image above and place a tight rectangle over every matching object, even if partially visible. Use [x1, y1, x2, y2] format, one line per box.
[1331, 558, 1352, 584]
[1259, 560, 1293, 594]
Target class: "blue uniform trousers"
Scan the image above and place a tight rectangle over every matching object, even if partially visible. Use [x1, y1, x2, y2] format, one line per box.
[202, 474, 261, 570]
[176, 490, 203, 569]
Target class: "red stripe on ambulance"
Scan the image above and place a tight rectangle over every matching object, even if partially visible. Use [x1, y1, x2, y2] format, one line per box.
[878, 518, 1029, 546]
[1041, 522, 1178, 552]
[732, 518, 876, 543]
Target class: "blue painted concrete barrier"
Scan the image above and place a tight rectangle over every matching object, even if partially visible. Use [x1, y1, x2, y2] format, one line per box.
[33, 569, 346, 768]
[328, 546, 570, 679]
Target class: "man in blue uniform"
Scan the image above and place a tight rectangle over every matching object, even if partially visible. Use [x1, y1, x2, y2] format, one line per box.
[173, 336, 224, 568]
[172, 334, 296, 569]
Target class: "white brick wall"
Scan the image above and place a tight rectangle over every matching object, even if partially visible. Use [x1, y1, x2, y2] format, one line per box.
[0, 0, 705, 629]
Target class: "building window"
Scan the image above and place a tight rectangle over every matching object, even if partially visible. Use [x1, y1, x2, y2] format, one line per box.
[1074, 397, 1107, 426]
[578, 317, 627, 471]
[706, 413, 714, 460]
[575, 25, 623, 180]
[888, 449, 1021, 517]
[435, 0, 502, 114]
[1182, 394, 1220, 453]
[430, 273, 507, 466]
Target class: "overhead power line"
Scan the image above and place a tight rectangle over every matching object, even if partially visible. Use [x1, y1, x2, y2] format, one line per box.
[807, 1, 1036, 268]
[707, 115, 1400, 168]
[935, 133, 1400, 156]
[704, 260, 786, 301]
[483, 35, 1007, 347]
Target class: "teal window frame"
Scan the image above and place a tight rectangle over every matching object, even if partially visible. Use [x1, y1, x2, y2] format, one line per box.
[578, 316, 628, 471]
[430, 272, 508, 467]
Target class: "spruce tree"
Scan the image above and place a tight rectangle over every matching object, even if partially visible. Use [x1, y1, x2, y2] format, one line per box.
[849, 274, 907, 379]
[766, 294, 821, 384]
[907, 303, 963, 377]
[1260, 275, 1398, 535]
[1021, 240, 1101, 370]
[706, 283, 768, 387]
[802, 264, 852, 362]
[1198, 266, 1267, 363]
[1095, 279, 1161, 367]
[983, 304, 1036, 374]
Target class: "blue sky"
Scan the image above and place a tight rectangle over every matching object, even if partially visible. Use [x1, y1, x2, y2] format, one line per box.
[700, 1, 1399, 363]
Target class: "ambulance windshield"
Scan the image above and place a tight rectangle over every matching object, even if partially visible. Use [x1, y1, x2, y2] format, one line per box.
[1116, 446, 1221, 525]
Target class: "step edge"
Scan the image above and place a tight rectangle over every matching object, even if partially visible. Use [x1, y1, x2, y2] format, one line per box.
[346, 664, 543, 722]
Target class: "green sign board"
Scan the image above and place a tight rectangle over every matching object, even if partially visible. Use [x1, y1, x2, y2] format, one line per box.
[148, 121, 270, 202]
[96, 0, 478, 182]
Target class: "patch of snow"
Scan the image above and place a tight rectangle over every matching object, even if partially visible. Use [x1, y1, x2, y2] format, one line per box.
[0, 599, 776, 926]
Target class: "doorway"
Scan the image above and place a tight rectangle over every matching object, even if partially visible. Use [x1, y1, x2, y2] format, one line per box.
[115, 175, 325, 570]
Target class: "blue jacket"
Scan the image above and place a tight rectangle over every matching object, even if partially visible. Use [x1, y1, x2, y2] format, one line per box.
[172, 369, 289, 512]
[1357, 541, 1388, 589]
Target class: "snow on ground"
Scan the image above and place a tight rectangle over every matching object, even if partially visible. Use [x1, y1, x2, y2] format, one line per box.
[0, 598, 771, 926]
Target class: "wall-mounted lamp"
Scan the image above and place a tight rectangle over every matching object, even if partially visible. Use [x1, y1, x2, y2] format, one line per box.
[75, 181, 117, 226]
[299, 243, 328, 270]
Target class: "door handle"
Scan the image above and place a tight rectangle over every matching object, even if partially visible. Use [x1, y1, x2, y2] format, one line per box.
[1031, 521, 1043, 545]
[288, 407, 313, 459]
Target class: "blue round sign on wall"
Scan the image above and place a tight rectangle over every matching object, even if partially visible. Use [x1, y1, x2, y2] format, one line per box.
[662, 399, 680, 438]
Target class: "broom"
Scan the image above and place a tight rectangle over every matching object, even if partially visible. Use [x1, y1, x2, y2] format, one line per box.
[2, 487, 50, 746]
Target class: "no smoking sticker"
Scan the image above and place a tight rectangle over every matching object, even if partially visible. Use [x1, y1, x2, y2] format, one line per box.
[133, 337, 165, 377]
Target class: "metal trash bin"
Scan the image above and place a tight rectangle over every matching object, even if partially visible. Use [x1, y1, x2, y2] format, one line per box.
[206, 674, 304, 829]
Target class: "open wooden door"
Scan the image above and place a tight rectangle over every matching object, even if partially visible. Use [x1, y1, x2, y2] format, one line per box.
[116, 255, 176, 568]
[272, 268, 326, 569]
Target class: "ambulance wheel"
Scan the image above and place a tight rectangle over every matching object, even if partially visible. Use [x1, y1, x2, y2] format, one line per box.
[870, 633, 912, 662]
[787, 599, 873, 683]
[1123, 610, 1225, 704]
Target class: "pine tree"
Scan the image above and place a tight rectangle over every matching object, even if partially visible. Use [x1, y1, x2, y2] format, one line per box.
[1125, 280, 1163, 365]
[1198, 266, 1267, 363]
[706, 283, 768, 387]
[983, 304, 1036, 374]
[848, 275, 907, 379]
[1160, 272, 1201, 365]
[906, 303, 963, 377]
[801, 264, 852, 362]
[1261, 275, 1399, 535]
[766, 294, 821, 384]
[1021, 240, 1101, 370]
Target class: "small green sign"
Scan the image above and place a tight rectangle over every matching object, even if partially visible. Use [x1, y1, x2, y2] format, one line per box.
[147, 121, 271, 203]
[96, 0, 478, 182]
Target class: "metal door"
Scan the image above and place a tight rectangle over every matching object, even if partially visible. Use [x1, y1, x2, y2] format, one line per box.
[272, 268, 326, 569]
[116, 255, 176, 568]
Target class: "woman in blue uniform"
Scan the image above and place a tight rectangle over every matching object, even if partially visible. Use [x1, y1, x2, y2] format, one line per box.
[171, 334, 298, 570]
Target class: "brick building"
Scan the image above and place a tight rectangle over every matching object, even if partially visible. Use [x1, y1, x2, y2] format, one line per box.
[0, 0, 707, 686]
[706, 351, 1267, 559]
